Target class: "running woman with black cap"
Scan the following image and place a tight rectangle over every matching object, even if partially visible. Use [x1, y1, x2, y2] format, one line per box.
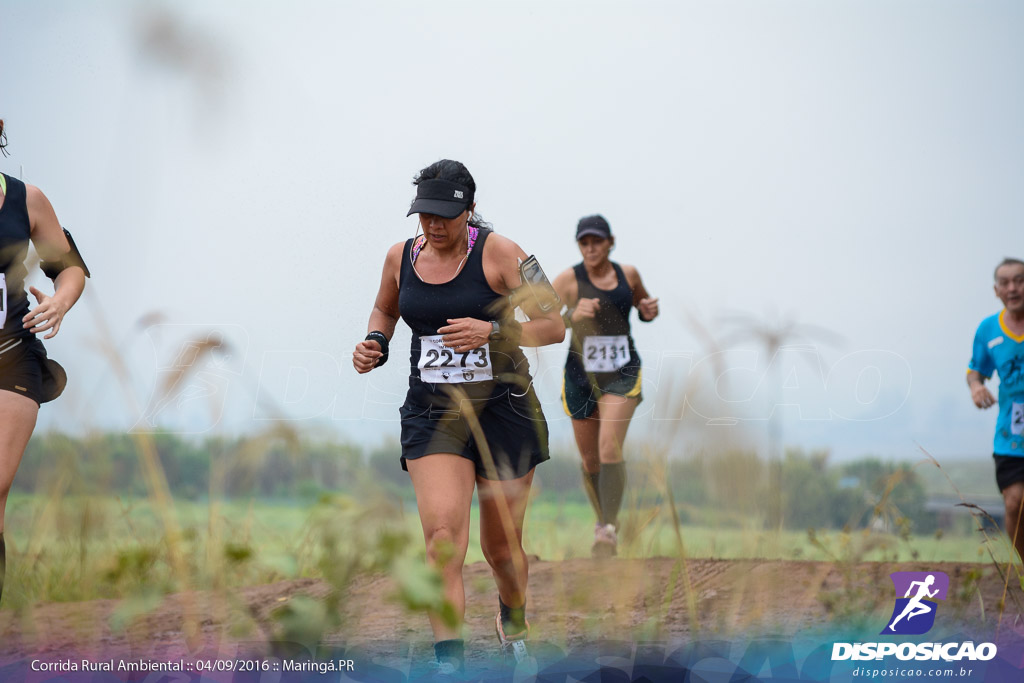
[552, 215, 658, 557]
[352, 159, 564, 675]
[0, 119, 89, 605]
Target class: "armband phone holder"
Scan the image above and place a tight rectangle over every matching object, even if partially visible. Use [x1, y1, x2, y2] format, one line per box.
[517, 255, 561, 313]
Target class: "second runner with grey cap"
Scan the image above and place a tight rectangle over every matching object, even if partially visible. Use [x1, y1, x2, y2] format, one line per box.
[352, 159, 564, 675]
[552, 215, 659, 558]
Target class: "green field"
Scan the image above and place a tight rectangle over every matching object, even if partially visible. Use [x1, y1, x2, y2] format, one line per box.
[1, 493, 1011, 608]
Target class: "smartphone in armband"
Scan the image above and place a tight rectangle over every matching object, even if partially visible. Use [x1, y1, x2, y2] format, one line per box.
[518, 255, 561, 312]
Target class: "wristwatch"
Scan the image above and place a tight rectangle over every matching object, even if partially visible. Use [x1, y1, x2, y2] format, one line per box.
[488, 320, 502, 341]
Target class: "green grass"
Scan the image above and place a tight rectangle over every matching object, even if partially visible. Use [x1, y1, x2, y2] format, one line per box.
[2, 493, 1007, 608]
[2, 492, 415, 607]
[522, 500, 1012, 564]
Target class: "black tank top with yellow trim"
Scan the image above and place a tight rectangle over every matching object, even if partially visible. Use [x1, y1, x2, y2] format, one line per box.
[564, 261, 641, 386]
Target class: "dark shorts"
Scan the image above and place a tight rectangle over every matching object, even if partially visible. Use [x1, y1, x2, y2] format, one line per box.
[0, 336, 65, 405]
[561, 366, 643, 420]
[400, 384, 549, 481]
[994, 453, 1024, 492]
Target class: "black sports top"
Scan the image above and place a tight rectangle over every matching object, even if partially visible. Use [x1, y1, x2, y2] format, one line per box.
[564, 261, 641, 382]
[0, 173, 33, 345]
[398, 228, 530, 406]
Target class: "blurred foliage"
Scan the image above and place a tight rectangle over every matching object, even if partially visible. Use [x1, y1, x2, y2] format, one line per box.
[18, 431, 366, 500]
[16, 433, 938, 534]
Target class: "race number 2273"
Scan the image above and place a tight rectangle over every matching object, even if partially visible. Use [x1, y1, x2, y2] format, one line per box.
[418, 335, 493, 383]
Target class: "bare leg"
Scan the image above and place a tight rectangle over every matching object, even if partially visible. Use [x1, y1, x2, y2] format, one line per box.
[406, 454, 477, 641]
[0, 391, 39, 605]
[477, 469, 535, 621]
[0, 391, 39, 533]
[1003, 481, 1024, 564]
[595, 393, 638, 466]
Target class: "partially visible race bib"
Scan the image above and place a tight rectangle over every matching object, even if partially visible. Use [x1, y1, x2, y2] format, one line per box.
[582, 335, 629, 373]
[1013, 402, 1024, 437]
[0, 273, 6, 330]
[418, 335, 493, 383]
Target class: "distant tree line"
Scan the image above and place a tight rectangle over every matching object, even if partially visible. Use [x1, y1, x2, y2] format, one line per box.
[16, 431, 931, 532]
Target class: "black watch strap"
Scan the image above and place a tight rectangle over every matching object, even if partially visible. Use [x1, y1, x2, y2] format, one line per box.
[365, 331, 389, 367]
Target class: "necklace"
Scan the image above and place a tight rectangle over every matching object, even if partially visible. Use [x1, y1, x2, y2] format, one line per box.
[411, 225, 479, 282]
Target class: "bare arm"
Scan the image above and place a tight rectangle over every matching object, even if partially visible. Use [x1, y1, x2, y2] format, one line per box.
[440, 234, 564, 350]
[352, 242, 402, 373]
[967, 369, 995, 409]
[24, 184, 86, 339]
[495, 237, 564, 346]
[552, 268, 579, 310]
[623, 264, 658, 322]
[552, 267, 595, 325]
[367, 242, 402, 337]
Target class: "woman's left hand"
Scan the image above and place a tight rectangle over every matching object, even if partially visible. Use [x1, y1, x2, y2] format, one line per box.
[22, 286, 69, 339]
[438, 318, 491, 352]
[638, 297, 659, 321]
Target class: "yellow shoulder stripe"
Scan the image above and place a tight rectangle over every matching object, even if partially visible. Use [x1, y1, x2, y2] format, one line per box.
[999, 310, 1024, 343]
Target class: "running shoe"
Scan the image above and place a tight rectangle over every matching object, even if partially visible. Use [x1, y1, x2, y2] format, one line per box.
[495, 613, 530, 665]
[591, 522, 618, 558]
[421, 659, 461, 682]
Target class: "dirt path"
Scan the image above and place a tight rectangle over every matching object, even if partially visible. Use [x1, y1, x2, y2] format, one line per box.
[1, 559, 1022, 677]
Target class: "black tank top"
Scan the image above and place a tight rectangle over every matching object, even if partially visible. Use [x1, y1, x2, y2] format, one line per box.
[564, 261, 640, 381]
[398, 228, 530, 406]
[0, 174, 33, 345]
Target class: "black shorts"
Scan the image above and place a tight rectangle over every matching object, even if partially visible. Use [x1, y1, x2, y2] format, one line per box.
[994, 454, 1024, 492]
[561, 366, 643, 420]
[400, 384, 549, 481]
[0, 336, 65, 405]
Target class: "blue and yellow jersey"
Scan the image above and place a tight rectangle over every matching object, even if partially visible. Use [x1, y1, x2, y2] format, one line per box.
[970, 310, 1024, 456]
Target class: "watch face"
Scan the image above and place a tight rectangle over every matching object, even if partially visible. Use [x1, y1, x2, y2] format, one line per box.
[490, 321, 501, 339]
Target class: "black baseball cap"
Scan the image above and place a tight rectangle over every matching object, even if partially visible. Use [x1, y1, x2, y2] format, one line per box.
[576, 214, 612, 240]
[407, 179, 474, 218]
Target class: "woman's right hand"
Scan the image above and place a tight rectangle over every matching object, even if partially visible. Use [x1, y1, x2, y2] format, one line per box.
[353, 340, 383, 373]
[572, 297, 601, 322]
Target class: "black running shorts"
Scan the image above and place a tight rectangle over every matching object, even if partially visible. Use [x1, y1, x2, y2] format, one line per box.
[0, 337, 64, 405]
[400, 385, 549, 481]
[561, 366, 643, 420]
[994, 453, 1024, 492]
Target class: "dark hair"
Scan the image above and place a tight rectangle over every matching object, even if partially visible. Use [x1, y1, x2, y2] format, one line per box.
[412, 159, 491, 229]
[995, 257, 1024, 280]
[0, 120, 7, 158]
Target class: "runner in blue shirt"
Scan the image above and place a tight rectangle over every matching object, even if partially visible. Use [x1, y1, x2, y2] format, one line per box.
[968, 257, 1024, 562]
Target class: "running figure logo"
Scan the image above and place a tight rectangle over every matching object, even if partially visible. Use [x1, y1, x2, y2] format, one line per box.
[882, 572, 949, 635]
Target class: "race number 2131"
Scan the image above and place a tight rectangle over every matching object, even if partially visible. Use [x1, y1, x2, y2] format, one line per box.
[582, 335, 629, 373]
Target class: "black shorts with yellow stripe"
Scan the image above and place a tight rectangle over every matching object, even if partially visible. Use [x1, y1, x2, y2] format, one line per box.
[561, 364, 643, 420]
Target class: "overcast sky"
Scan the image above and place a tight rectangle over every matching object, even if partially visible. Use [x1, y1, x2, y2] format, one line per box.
[1, 0, 1020, 464]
